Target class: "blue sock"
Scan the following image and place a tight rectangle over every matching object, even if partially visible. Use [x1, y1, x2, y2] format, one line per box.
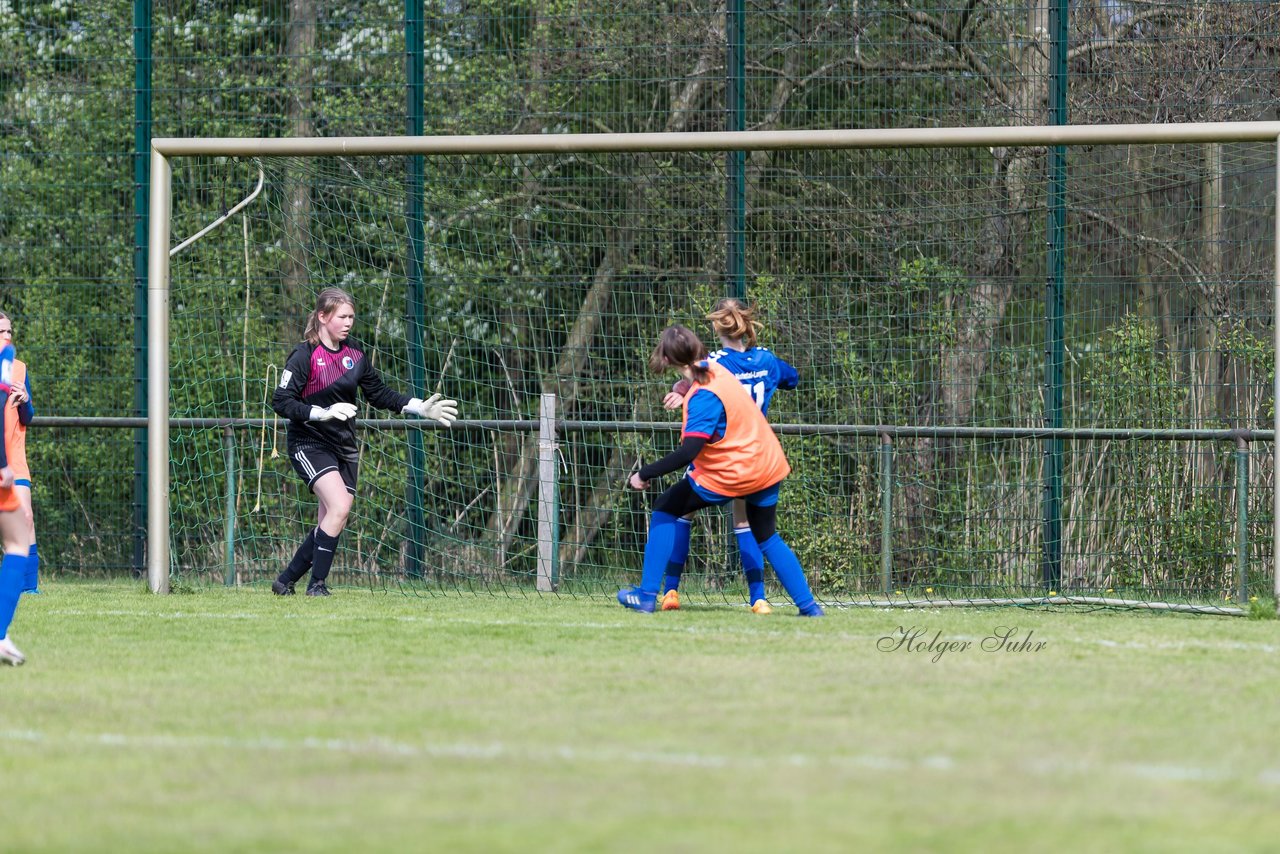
[639, 511, 679, 595]
[0, 553, 24, 637]
[734, 526, 766, 603]
[23, 543, 38, 593]
[758, 533, 817, 612]
[663, 518, 692, 594]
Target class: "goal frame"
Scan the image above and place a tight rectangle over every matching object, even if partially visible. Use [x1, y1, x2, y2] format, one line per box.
[149, 122, 1280, 609]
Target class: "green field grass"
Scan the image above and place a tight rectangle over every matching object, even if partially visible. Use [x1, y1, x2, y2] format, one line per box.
[3, 581, 1279, 853]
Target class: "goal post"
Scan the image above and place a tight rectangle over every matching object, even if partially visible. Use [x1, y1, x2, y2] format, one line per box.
[148, 148, 171, 595]
[147, 123, 1280, 612]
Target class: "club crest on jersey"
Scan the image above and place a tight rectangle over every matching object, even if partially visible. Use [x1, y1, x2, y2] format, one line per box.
[342, 355, 355, 370]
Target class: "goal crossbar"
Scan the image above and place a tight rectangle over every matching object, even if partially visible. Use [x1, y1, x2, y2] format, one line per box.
[148, 123, 1280, 608]
[152, 121, 1280, 158]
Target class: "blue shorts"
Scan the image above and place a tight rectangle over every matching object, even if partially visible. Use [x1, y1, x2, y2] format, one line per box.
[688, 478, 780, 507]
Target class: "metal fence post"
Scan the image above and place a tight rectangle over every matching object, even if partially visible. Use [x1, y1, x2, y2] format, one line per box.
[537, 393, 559, 591]
[224, 425, 236, 587]
[1042, 0, 1070, 592]
[880, 432, 893, 597]
[132, 0, 152, 579]
[404, 0, 427, 578]
[1235, 436, 1249, 604]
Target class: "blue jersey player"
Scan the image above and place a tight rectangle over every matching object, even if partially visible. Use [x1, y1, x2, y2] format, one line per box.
[658, 298, 798, 614]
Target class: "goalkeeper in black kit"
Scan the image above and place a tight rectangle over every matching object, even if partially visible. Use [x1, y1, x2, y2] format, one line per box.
[270, 287, 459, 596]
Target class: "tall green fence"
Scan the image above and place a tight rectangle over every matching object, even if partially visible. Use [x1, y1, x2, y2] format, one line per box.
[2, 2, 1278, 607]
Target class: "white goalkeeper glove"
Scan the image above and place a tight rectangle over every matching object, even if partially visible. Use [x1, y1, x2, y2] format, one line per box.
[404, 393, 459, 426]
[309, 402, 358, 422]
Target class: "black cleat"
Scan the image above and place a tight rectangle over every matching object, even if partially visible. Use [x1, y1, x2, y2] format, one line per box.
[305, 582, 331, 597]
[271, 579, 296, 596]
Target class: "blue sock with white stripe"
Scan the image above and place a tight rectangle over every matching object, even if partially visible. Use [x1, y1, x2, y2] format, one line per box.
[663, 517, 692, 594]
[734, 525, 766, 604]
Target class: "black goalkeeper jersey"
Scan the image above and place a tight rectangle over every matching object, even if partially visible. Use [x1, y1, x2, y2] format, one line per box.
[271, 338, 412, 461]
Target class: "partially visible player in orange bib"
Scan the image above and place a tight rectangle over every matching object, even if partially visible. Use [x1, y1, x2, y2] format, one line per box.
[0, 342, 20, 518]
[3, 359, 29, 484]
[0, 335, 32, 665]
[4, 352, 37, 594]
[617, 325, 822, 616]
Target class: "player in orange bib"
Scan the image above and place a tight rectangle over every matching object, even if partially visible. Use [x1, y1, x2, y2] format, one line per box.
[658, 298, 799, 613]
[618, 325, 822, 616]
[0, 335, 31, 665]
[3, 342, 38, 594]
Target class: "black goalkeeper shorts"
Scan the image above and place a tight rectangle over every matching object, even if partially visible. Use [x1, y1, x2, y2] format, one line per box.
[288, 443, 358, 495]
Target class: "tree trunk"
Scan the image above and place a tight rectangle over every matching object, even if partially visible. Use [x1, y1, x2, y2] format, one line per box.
[897, 0, 1048, 574]
[899, 154, 1018, 572]
[557, 400, 642, 573]
[1133, 146, 1163, 335]
[477, 4, 727, 573]
[1192, 134, 1225, 483]
[484, 9, 547, 567]
[280, 0, 315, 307]
[481, 200, 640, 567]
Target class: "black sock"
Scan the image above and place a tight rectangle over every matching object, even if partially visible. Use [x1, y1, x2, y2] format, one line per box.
[280, 529, 317, 584]
[308, 529, 341, 586]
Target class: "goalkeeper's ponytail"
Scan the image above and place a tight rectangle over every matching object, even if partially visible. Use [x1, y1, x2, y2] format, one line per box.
[304, 287, 356, 345]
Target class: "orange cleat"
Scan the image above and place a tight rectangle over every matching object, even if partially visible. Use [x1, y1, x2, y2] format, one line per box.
[660, 590, 681, 611]
[750, 599, 773, 615]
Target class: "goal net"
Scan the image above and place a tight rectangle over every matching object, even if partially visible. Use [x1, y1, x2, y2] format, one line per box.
[156, 129, 1279, 613]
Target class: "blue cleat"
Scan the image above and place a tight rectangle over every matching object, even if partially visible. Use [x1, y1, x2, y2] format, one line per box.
[22, 588, 40, 595]
[798, 602, 825, 617]
[617, 586, 657, 613]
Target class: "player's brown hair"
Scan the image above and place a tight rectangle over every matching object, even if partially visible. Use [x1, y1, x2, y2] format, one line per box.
[706, 297, 761, 348]
[649, 325, 711, 384]
[304, 287, 355, 345]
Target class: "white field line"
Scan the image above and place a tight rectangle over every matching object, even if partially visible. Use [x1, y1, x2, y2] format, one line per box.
[39, 608, 1280, 652]
[1, 728, 1276, 788]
